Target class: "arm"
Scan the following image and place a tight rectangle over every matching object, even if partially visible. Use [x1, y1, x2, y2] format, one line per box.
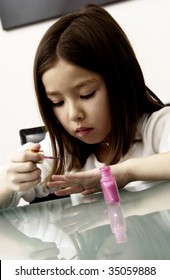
[125, 151, 170, 182]
[47, 152, 170, 195]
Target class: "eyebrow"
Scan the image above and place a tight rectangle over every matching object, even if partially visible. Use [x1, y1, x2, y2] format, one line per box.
[74, 78, 99, 88]
[46, 78, 99, 97]
[46, 91, 60, 97]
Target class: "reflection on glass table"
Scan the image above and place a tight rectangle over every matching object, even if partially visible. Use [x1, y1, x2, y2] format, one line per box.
[0, 181, 170, 260]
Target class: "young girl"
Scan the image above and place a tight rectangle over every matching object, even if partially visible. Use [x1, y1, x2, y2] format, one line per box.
[1, 4, 170, 208]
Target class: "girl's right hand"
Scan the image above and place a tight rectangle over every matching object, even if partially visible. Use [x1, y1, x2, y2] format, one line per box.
[6, 143, 44, 193]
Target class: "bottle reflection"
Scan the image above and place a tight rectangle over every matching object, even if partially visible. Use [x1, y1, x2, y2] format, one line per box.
[108, 203, 127, 244]
[100, 165, 127, 243]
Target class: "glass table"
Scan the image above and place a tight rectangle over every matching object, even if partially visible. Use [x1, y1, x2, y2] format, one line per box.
[0, 181, 170, 260]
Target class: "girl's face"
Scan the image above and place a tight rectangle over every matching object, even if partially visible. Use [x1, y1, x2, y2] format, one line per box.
[42, 58, 111, 144]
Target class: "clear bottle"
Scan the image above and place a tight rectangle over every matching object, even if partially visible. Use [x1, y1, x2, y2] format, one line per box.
[100, 166, 127, 244]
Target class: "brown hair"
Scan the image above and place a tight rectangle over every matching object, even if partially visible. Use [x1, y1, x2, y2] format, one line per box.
[33, 4, 164, 176]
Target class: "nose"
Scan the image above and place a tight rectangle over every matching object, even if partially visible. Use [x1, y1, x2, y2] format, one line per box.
[68, 101, 85, 122]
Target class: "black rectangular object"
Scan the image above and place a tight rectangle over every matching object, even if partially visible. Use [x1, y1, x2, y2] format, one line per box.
[0, 0, 126, 30]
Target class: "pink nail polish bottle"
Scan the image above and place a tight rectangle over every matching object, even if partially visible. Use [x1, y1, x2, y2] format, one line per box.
[100, 166, 127, 244]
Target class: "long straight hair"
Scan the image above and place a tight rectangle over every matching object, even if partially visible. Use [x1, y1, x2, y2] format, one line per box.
[34, 4, 164, 176]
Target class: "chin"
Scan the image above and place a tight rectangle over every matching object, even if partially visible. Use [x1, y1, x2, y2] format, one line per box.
[80, 139, 101, 145]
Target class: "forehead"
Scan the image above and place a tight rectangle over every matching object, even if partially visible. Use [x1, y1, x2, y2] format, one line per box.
[42, 59, 102, 94]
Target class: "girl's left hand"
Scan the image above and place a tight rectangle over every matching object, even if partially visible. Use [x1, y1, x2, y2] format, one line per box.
[47, 168, 101, 196]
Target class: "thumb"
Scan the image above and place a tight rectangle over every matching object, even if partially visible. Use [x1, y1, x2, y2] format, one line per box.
[27, 143, 41, 152]
[17, 142, 41, 152]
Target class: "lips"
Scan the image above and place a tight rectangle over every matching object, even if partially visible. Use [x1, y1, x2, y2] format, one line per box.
[76, 127, 93, 136]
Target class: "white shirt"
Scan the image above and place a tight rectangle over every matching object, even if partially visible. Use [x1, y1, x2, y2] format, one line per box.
[5, 107, 170, 207]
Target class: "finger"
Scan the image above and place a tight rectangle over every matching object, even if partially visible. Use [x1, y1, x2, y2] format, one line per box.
[81, 188, 100, 195]
[18, 143, 41, 152]
[9, 150, 44, 163]
[47, 180, 76, 189]
[65, 169, 100, 180]
[55, 185, 85, 196]
[64, 172, 91, 180]
[9, 143, 42, 163]
[51, 174, 81, 182]
[9, 168, 41, 185]
[51, 175, 68, 181]
[11, 177, 41, 192]
[27, 143, 41, 151]
[51, 174, 87, 185]
[8, 161, 40, 173]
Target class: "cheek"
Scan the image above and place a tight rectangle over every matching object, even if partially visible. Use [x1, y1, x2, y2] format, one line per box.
[93, 98, 111, 123]
[53, 109, 66, 123]
[99, 106, 111, 133]
[98, 111, 111, 131]
[53, 109, 71, 130]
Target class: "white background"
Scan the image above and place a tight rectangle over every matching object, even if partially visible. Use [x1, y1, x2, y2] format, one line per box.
[0, 0, 170, 165]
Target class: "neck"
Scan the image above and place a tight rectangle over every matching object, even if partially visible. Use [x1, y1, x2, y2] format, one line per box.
[94, 142, 111, 163]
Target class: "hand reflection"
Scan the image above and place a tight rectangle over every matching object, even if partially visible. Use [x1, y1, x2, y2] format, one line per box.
[0, 200, 80, 260]
[56, 194, 108, 234]
[0, 215, 60, 259]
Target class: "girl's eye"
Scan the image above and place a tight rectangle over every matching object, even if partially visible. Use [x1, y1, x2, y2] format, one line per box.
[80, 91, 95, 100]
[52, 101, 64, 107]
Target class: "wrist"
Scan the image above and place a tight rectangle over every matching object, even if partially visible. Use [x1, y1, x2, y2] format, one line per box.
[110, 160, 133, 188]
[123, 159, 134, 183]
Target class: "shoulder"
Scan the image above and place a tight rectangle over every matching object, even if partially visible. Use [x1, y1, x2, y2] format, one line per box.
[141, 107, 170, 153]
[142, 107, 170, 133]
[136, 107, 170, 138]
[148, 106, 170, 122]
